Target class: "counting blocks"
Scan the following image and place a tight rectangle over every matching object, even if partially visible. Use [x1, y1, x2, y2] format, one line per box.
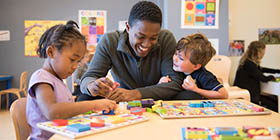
[66, 124, 91, 132]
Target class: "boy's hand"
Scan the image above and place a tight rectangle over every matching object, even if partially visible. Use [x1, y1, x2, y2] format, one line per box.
[158, 75, 172, 84]
[182, 76, 197, 91]
[91, 99, 117, 113]
[87, 77, 120, 97]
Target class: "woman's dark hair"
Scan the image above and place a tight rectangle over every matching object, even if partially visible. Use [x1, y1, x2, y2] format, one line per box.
[128, 1, 162, 27]
[37, 20, 86, 58]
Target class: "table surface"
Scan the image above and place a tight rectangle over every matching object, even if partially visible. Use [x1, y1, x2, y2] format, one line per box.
[50, 102, 280, 140]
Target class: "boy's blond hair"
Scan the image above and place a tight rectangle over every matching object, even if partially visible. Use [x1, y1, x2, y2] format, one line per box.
[176, 33, 216, 67]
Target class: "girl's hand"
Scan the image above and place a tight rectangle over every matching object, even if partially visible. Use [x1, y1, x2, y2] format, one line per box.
[158, 75, 171, 84]
[91, 99, 117, 113]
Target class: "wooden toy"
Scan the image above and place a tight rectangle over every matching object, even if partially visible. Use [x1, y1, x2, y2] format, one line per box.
[127, 100, 142, 110]
[153, 99, 271, 119]
[182, 126, 280, 140]
[141, 98, 155, 108]
[66, 124, 91, 132]
[102, 110, 115, 115]
[215, 127, 238, 135]
[185, 127, 208, 139]
[37, 112, 148, 138]
[52, 119, 68, 126]
[90, 118, 105, 127]
[130, 107, 144, 115]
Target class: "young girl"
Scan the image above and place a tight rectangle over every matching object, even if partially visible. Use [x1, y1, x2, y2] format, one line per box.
[234, 41, 280, 107]
[26, 20, 117, 140]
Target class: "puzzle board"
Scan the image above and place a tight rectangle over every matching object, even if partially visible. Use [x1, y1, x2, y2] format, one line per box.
[155, 99, 271, 119]
[37, 113, 148, 139]
[182, 126, 280, 140]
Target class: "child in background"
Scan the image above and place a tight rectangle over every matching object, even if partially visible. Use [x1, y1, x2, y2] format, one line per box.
[72, 52, 93, 96]
[26, 20, 117, 140]
[234, 41, 280, 111]
[159, 33, 228, 99]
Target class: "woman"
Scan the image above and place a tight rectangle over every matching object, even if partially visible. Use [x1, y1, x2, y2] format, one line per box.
[234, 41, 280, 111]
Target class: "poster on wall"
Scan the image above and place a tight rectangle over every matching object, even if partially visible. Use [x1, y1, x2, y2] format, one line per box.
[229, 40, 244, 56]
[24, 20, 66, 57]
[259, 28, 280, 45]
[79, 10, 107, 54]
[181, 0, 219, 29]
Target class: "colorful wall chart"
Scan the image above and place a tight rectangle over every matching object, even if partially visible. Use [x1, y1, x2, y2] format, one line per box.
[181, 0, 219, 29]
[24, 20, 66, 57]
[79, 10, 106, 54]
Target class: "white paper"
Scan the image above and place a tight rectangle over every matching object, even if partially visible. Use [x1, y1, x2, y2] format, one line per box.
[118, 20, 127, 31]
[0, 30, 10, 41]
[209, 38, 219, 55]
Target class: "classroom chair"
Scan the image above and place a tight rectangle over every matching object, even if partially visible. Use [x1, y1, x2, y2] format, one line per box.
[10, 98, 31, 140]
[0, 71, 28, 109]
[205, 55, 251, 101]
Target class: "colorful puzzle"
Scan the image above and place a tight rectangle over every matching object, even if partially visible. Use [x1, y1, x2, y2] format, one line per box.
[153, 99, 271, 119]
[181, 126, 280, 140]
[37, 112, 148, 139]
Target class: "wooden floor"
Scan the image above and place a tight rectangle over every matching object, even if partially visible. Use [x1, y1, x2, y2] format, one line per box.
[0, 109, 16, 140]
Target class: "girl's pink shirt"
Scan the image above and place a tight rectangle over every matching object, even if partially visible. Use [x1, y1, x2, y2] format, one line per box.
[26, 69, 73, 140]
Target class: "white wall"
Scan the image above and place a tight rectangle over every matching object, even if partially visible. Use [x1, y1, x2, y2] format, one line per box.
[229, 0, 280, 85]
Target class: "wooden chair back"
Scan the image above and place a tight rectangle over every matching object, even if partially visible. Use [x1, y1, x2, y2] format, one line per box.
[10, 98, 31, 140]
[19, 71, 28, 96]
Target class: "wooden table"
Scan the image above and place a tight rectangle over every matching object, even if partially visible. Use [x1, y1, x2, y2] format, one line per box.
[50, 105, 280, 140]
